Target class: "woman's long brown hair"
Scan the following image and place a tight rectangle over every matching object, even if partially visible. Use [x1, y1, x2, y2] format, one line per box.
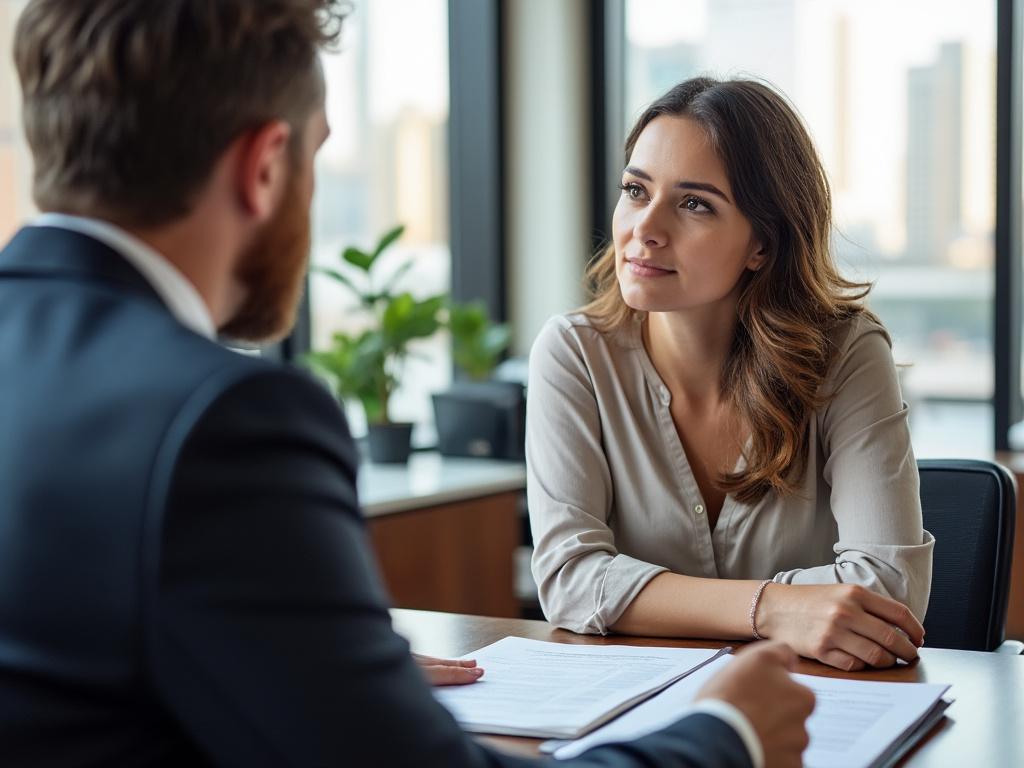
[582, 77, 874, 503]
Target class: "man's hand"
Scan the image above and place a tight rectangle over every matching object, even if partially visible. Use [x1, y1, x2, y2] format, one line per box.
[757, 584, 924, 671]
[413, 653, 485, 686]
[696, 642, 815, 768]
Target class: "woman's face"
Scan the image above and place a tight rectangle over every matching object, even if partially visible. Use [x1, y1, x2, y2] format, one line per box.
[613, 115, 765, 315]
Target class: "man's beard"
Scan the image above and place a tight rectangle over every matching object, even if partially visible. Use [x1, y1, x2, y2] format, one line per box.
[219, 172, 311, 344]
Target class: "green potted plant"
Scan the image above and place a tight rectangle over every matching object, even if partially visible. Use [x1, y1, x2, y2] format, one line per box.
[432, 302, 524, 460]
[307, 224, 445, 463]
[448, 301, 513, 382]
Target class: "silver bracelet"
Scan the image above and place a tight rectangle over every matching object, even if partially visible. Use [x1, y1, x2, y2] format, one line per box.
[749, 579, 772, 640]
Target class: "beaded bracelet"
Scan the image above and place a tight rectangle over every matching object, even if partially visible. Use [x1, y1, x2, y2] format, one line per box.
[749, 579, 772, 640]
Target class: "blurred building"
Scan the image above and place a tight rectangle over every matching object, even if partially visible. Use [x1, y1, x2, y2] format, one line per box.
[0, 0, 33, 244]
[371, 107, 447, 246]
[906, 42, 964, 265]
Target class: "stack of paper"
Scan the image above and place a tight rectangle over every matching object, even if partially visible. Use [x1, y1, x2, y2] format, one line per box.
[549, 655, 951, 768]
[432, 636, 727, 739]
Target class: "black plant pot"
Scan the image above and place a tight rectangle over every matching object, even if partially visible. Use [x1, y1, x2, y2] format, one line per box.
[366, 422, 414, 464]
[432, 380, 525, 460]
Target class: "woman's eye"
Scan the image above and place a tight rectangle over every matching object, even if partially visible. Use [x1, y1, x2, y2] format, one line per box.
[621, 182, 645, 200]
[683, 196, 712, 213]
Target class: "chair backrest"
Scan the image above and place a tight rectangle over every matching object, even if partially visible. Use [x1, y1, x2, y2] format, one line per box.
[919, 459, 1017, 651]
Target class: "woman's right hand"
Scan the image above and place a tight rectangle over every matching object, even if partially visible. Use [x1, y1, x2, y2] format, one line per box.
[755, 583, 924, 671]
[412, 654, 485, 686]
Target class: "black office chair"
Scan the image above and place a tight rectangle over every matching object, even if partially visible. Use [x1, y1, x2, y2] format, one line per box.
[918, 459, 1019, 652]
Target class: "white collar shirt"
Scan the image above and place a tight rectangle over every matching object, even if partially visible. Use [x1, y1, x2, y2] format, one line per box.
[31, 212, 216, 340]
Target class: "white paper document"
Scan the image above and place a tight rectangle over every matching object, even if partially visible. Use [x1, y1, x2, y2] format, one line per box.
[791, 671, 950, 768]
[432, 636, 725, 739]
[552, 655, 951, 768]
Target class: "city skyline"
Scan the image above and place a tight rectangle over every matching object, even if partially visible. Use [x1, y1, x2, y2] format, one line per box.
[624, 0, 998, 412]
[0, 1, 1007, 424]
[627, 0, 995, 269]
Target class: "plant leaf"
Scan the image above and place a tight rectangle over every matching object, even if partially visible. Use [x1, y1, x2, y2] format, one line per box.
[448, 301, 511, 379]
[481, 324, 512, 357]
[342, 246, 374, 272]
[382, 293, 445, 348]
[373, 224, 405, 260]
[448, 301, 488, 337]
[311, 265, 361, 295]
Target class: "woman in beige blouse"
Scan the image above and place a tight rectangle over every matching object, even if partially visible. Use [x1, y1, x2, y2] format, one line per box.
[527, 77, 934, 672]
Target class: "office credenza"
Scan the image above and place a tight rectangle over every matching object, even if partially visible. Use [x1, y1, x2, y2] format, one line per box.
[359, 453, 527, 618]
[994, 452, 1024, 641]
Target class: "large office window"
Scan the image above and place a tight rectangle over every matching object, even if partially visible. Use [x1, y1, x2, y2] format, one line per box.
[0, 1, 33, 245]
[622, 0, 997, 457]
[311, 0, 451, 440]
[1, 1, 452, 442]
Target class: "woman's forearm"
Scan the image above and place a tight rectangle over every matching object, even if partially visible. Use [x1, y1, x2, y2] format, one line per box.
[610, 573, 925, 672]
[609, 572, 765, 639]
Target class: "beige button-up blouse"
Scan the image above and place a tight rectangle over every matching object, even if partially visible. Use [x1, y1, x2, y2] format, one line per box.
[526, 312, 934, 635]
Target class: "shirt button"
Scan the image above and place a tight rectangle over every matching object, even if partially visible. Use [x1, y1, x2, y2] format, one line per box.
[694, 504, 705, 515]
[659, 385, 670, 405]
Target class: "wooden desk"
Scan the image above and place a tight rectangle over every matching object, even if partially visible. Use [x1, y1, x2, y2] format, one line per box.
[392, 609, 1024, 766]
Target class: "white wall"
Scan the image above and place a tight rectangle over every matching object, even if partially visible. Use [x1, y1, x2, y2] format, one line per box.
[503, 0, 592, 356]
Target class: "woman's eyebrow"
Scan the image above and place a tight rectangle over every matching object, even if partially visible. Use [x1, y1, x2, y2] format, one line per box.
[623, 166, 731, 204]
[677, 181, 731, 204]
[623, 165, 654, 181]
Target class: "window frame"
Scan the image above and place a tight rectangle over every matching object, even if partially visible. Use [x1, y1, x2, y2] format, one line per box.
[281, 0, 1024, 454]
[595, 0, 1024, 453]
[995, 0, 1023, 450]
[280, 0, 507, 367]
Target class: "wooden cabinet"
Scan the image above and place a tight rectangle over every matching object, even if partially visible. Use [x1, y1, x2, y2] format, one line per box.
[1004, 485, 1024, 642]
[995, 453, 1024, 640]
[366, 491, 521, 618]
[358, 453, 528, 619]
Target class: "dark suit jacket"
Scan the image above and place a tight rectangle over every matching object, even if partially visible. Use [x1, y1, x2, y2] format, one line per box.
[0, 225, 751, 767]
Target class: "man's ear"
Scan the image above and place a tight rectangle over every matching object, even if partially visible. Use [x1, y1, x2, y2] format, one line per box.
[235, 120, 292, 222]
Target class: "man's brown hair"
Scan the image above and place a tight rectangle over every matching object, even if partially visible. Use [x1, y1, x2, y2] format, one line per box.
[14, 0, 346, 227]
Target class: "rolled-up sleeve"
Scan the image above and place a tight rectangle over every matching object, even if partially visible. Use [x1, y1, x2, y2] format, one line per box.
[526, 318, 667, 634]
[772, 318, 934, 621]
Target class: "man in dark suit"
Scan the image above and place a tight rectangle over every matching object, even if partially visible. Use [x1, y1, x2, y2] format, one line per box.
[0, 1, 813, 766]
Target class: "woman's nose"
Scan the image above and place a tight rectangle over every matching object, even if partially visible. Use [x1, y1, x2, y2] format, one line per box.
[634, 205, 667, 248]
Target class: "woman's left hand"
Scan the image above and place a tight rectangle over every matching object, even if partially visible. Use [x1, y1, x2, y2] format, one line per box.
[413, 653, 485, 686]
[756, 583, 923, 671]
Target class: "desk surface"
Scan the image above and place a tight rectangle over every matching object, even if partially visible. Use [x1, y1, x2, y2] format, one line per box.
[358, 452, 526, 517]
[391, 609, 1024, 766]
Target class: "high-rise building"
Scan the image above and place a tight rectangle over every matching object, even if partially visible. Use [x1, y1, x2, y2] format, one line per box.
[905, 42, 964, 264]
[832, 13, 851, 194]
[370, 108, 447, 246]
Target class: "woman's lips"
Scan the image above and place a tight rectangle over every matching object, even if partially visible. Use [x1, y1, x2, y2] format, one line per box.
[627, 259, 676, 277]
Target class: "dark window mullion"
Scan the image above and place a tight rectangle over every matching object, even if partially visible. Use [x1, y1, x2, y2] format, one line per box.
[994, 0, 1022, 450]
[589, 0, 626, 254]
[448, 0, 504, 321]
